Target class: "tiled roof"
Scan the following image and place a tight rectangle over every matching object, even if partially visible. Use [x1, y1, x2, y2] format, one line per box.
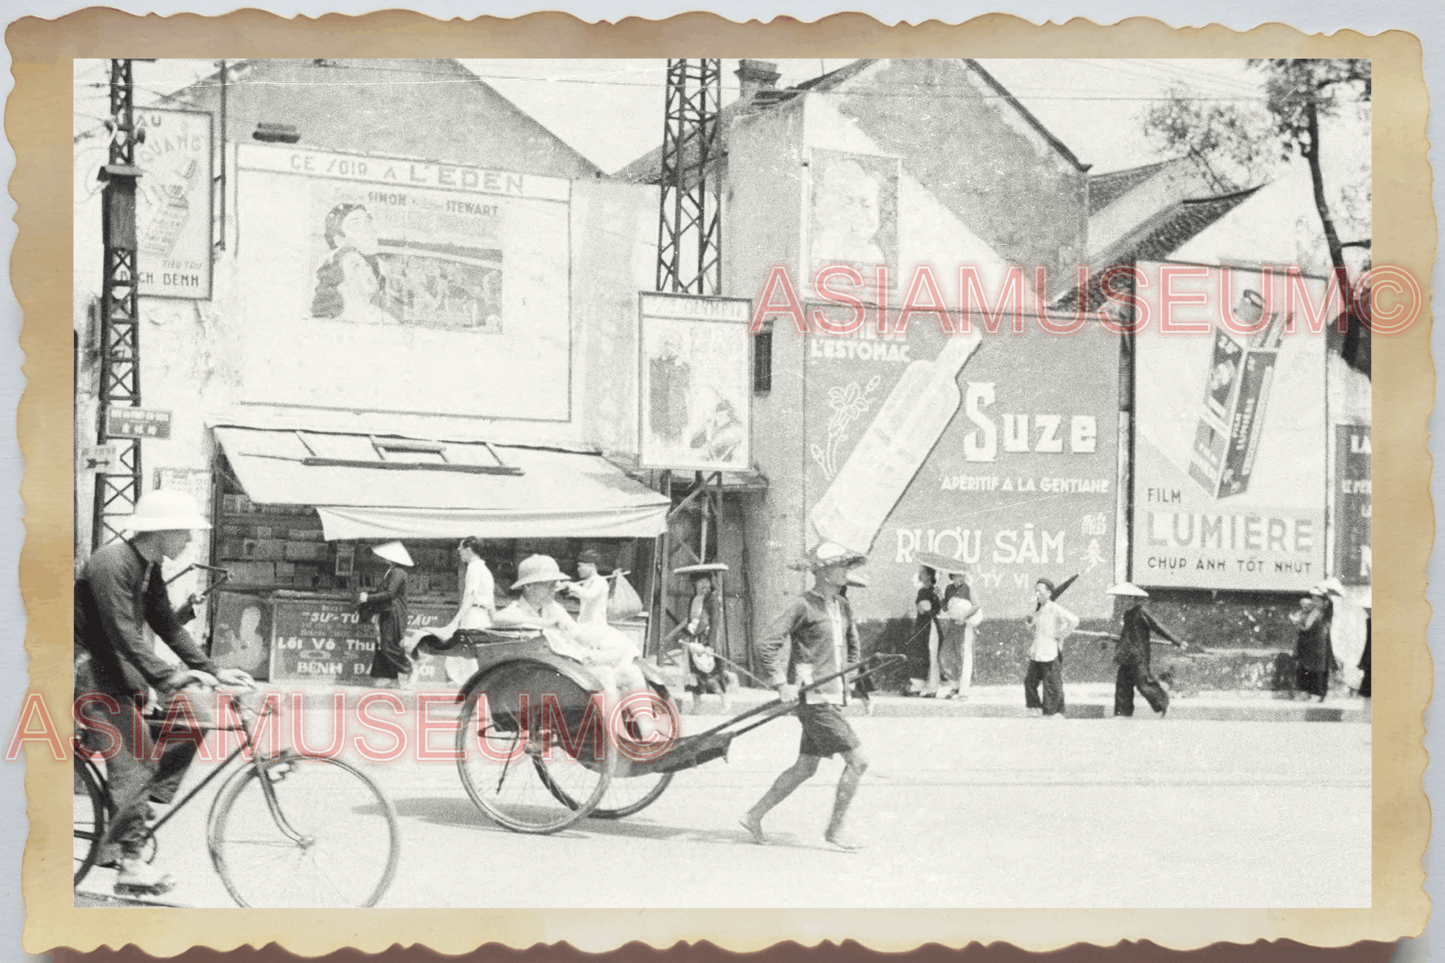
[1064, 187, 1263, 308]
[1088, 160, 1174, 214]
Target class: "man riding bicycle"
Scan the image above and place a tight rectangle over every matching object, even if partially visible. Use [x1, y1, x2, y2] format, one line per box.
[74, 490, 253, 897]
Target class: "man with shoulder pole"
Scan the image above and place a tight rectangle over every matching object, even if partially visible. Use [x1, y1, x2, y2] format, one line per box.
[741, 542, 870, 852]
[74, 490, 254, 897]
[1101, 582, 1188, 718]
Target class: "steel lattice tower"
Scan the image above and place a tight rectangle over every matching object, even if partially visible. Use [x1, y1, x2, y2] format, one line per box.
[656, 59, 722, 295]
[91, 58, 144, 549]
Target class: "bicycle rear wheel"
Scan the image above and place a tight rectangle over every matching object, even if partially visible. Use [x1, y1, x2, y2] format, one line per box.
[207, 754, 399, 907]
[73, 755, 106, 886]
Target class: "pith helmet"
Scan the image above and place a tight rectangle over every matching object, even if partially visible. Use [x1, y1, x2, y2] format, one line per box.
[512, 554, 565, 589]
[121, 489, 212, 532]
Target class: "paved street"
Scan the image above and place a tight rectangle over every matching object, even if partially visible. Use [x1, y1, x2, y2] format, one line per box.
[76, 703, 1370, 910]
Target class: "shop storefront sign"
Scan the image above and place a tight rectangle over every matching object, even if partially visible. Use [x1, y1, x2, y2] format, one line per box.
[1332, 424, 1371, 585]
[106, 406, 172, 439]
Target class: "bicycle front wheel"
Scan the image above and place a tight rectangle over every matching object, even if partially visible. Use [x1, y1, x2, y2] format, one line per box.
[207, 754, 399, 908]
[73, 755, 106, 886]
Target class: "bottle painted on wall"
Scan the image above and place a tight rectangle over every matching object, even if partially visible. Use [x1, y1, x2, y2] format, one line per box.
[139, 157, 198, 261]
[809, 329, 983, 554]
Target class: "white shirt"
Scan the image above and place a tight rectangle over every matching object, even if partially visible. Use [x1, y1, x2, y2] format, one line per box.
[570, 573, 610, 626]
[457, 558, 495, 630]
[1025, 600, 1079, 662]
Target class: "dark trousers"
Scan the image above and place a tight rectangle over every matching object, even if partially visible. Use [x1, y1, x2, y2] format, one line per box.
[77, 692, 201, 865]
[1114, 661, 1169, 716]
[1023, 658, 1065, 715]
[1297, 666, 1330, 699]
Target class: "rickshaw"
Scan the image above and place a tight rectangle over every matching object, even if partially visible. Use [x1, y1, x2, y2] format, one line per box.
[441, 628, 902, 834]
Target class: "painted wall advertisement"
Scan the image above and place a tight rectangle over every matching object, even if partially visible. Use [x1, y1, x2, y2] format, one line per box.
[638, 293, 752, 472]
[134, 108, 213, 299]
[1132, 262, 1330, 590]
[1332, 424, 1371, 585]
[804, 308, 1120, 621]
[236, 144, 572, 421]
[805, 149, 899, 297]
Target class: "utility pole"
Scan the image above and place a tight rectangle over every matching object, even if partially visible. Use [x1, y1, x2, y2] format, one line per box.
[656, 59, 722, 295]
[651, 60, 725, 657]
[91, 58, 144, 549]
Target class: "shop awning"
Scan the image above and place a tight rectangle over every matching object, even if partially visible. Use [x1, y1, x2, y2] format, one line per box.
[213, 427, 670, 541]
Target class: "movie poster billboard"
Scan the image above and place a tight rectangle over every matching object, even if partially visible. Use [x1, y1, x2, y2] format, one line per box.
[1131, 262, 1331, 590]
[1332, 424, 1371, 585]
[638, 293, 751, 472]
[134, 108, 213, 299]
[803, 309, 1120, 621]
[235, 144, 571, 421]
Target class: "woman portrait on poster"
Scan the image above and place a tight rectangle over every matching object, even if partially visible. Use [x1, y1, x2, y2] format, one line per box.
[311, 202, 398, 323]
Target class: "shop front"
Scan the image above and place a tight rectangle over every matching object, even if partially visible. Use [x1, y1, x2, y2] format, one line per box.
[204, 426, 670, 686]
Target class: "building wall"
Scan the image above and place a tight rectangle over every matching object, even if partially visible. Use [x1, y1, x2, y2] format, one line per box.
[164, 59, 601, 182]
[827, 60, 1089, 279]
[725, 101, 814, 640]
[75, 61, 654, 565]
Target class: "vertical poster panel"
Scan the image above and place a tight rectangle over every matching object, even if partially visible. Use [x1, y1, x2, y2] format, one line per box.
[1132, 262, 1330, 589]
[134, 108, 213, 299]
[236, 144, 571, 421]
[804, 312, 1119, 621]
[1333, 424, 1372, 585]
[638, 293, 752, 472]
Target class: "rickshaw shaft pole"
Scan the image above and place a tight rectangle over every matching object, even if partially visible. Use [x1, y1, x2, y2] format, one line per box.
[688, 653, 906, 741]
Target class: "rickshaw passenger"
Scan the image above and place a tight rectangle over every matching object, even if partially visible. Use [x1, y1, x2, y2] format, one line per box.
[494, 555, 656, 737]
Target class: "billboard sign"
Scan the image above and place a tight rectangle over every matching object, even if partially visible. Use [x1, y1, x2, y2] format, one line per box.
[804, 309, 1120, 621]
[1332, 424, 1371, 585]
[1131, 262, 1330, 590]
[638, 293, 752, 472]
[235, 144, 572, 421]
[134, 108, 213, 299]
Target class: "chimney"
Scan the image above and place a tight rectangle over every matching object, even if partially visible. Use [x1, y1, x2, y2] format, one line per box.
[736, 60, 781, 102]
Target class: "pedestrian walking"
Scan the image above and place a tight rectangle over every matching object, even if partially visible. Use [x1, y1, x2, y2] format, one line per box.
[1102, 582, 1187, 717]
[1022, 578, 1078, 717]
[563, 548, 611, 627]
[911, 566, 942, 696]
[359, 541, 414, 687]
[1291, 585, 1334, 701]
[1319, 577, 1368, 694]
[74, 489, 255, 897]
[740, 542, 870, 852]
[938, 569, 981, 700]
[679, 570, 733, 714]
[415, 537, 497, 685]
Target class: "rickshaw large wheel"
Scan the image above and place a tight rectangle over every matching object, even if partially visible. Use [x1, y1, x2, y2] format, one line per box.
[581, 680, 678, 819]
[455, 660, 615, 835]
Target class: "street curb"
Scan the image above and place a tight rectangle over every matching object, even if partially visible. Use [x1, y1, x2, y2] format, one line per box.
[254, 682, 1368, 723]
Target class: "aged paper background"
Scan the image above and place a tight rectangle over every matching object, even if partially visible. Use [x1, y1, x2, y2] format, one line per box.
[9, 10, 1433, 956]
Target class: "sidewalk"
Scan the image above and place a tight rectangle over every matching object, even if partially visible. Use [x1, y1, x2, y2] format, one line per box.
[271, 678, 1369, 723]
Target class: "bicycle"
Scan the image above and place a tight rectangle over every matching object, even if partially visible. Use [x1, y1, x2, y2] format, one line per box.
[73, 685, 400, 908]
